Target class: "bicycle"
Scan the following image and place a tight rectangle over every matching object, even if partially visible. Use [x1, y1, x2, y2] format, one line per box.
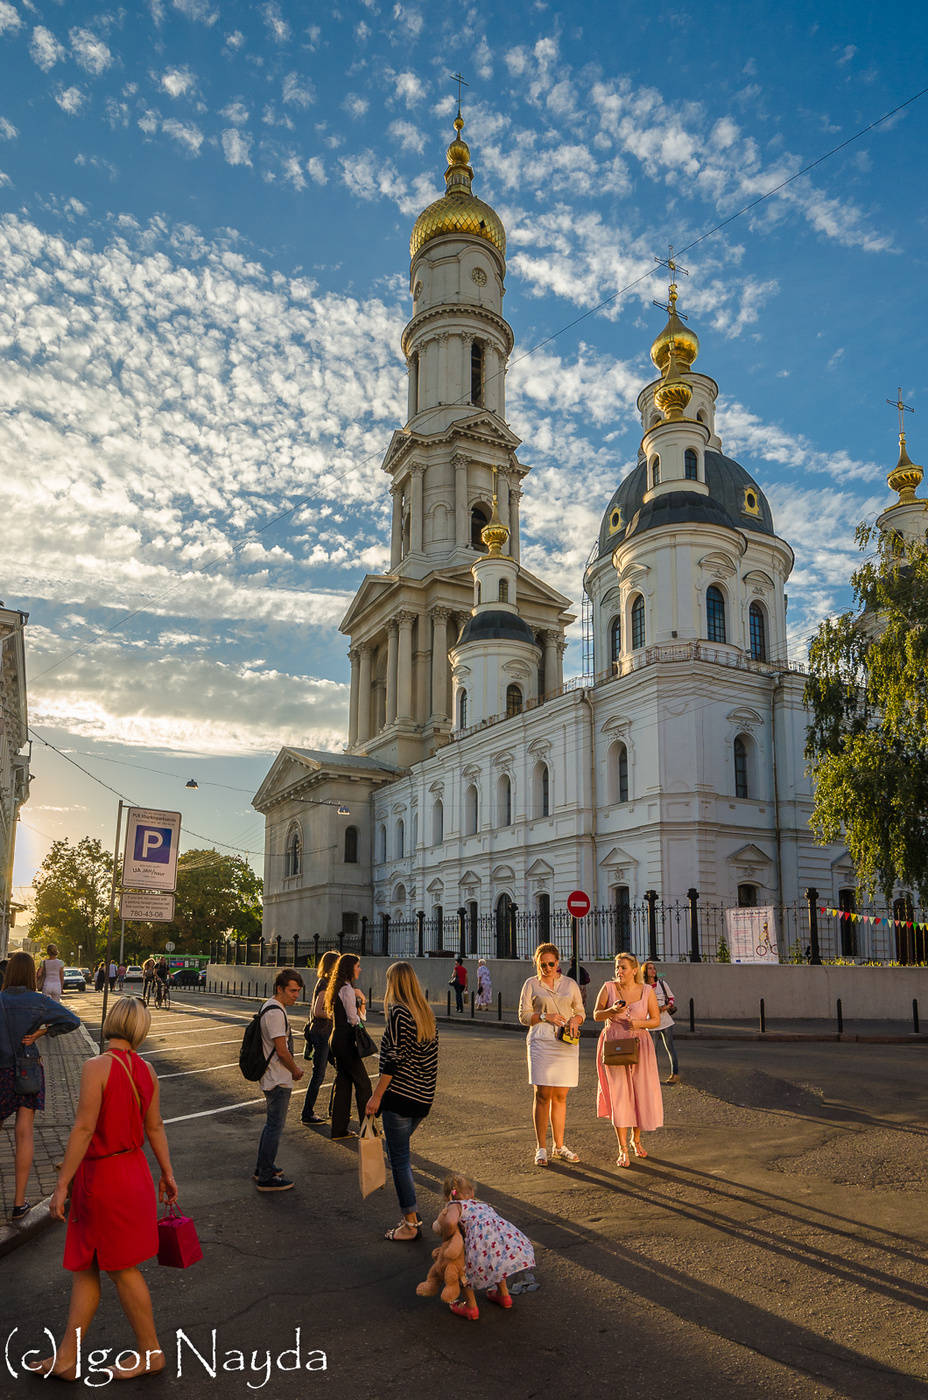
[154, 978, 171, 1010]
[755, 922, 775, 958]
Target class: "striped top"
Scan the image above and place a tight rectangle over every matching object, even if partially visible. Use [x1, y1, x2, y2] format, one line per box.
[378, 1003, 438, 1117]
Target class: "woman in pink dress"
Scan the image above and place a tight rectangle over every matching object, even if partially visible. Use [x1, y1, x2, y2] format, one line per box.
[594, 951, 662, 1168]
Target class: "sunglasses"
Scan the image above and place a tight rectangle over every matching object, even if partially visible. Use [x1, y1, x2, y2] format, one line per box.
[539, 960, 557, 969]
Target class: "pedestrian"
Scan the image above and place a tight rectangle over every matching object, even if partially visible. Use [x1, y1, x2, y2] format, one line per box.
[116, 964, 127, 993]
[0, 953, 81, 1223]
[436, 1173, 535, 1321]
[566, 955, 591, 1010]
[475, 959, 492, 1010]
[37, 944, 66, 1002]
[594, 951, 663, 1168]
[518, 942, 585, 1167]
[27, 996, 178, 1381]
[94, 962, 106, 993]
[107, 960, 117, 991]
[141, 957, 156, 1006]
[300, 949, 338, 1126]
[365, 961, 438, 1242]
[450, 956, 467, 1013]
[325, 953, 371, 1140]
[642, 960, 680, 1084]
[254, 968, 305, 1192]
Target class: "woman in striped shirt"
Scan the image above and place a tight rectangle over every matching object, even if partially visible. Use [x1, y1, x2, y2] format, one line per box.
[365, 962, 438, 1242]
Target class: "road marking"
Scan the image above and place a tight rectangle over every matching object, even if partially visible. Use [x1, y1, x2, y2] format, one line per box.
[158, 1062, 239, 1078]
[141, 1038, 241, 1055]
[163, 1088, 309, 1124]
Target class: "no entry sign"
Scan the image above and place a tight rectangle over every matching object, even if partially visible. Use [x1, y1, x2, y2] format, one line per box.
[566, 889, 591, 919]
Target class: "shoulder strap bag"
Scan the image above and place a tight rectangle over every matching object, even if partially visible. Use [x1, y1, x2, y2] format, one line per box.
[602, 981, 640, 1066]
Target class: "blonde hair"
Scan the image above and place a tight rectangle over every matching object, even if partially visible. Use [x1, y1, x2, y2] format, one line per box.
[317, 949, 339, 980]
[384, 962, 436, 1042]
[46, 944, 59, 958]
[324, 953, 360, 1019]
[533, 943, 560, 976]
[615, 950, 644, 985]
[103, 996, 151, 1049]
[443, 1173, 475, 1201]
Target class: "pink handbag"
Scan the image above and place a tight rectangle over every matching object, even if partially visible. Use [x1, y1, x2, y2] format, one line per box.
[157, 1205, 203, 1268]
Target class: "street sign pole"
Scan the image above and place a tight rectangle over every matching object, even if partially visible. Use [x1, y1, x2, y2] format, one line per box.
[99, 799, 124, 1052]
[571, 916, 579, 983]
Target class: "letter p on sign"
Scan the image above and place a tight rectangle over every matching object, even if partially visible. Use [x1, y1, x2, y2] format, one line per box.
[135, 826, 172, 864]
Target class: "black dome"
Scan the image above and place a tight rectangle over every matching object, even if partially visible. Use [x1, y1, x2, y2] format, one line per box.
[597, 449, 775, 557]
[456, 609, 538, 647]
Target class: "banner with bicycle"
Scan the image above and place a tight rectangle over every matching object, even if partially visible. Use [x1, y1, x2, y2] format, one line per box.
[725, 907, 779, 963]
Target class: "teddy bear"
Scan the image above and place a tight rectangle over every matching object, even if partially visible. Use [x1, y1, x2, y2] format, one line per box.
[416, 1210, 466, 1304]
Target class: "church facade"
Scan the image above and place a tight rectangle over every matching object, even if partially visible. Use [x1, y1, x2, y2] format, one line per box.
[253, 113, 917, 957]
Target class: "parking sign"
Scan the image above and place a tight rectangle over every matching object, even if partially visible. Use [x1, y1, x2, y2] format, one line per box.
[123, 808, 182, 892]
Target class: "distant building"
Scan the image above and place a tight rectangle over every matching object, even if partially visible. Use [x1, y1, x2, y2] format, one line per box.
[0, 605, 31, 959]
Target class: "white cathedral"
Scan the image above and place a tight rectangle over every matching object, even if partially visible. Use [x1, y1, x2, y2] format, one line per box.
[252, 112, 926, 958]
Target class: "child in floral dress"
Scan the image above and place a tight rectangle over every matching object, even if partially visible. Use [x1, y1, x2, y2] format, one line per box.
[438, 1173, 535, 1320]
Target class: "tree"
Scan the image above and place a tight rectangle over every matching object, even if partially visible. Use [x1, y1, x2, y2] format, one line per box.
[131, 849, 263, 952]
[31, 837, 114, 963]
[804, 523, 928, 903]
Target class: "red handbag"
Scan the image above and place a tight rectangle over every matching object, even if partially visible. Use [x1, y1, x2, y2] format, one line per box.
[157, 1205, 203, 1268]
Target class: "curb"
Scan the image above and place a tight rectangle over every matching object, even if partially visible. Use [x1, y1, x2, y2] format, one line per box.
[0, 1195, 54, 1260]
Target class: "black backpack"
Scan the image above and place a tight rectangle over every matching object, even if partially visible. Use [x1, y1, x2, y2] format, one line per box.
[239, 1004, 278, 1082]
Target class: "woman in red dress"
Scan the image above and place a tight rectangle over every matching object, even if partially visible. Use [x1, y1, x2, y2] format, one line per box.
[29, 997, 178, 1382]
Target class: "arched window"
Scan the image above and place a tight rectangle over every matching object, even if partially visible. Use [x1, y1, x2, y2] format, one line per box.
[737, 883, 757, 907]
[409, 351, 419, 414]
[470, 340, 483, 406]
[537, 891, 551, 938]
[285, 824, 302, 878]
[396, 818, 405, 859]
[838, 887, 857, 957]
[401, 503, 410, 557]
[497, 773, 512, 827]
[506, 683, 522, 718]
[749, 602, 767, 661]
[611, 742, 629, 803]
[631, 594, 645, 650]
[615, 886, 631, 943]
[734, 735, 749, 798]
[684, 449, 698, 481]
[457, 689, 468, 730]
[534, 762, 550, 818]
[431, 798, 444, 845]
[470, 505, 489, 550]
[464, 783, 479, 836]
[377, 823, 387, 862]
[344, 825, 358, 864]
[696, 409, 708, 425]
[495, 892, 513, 957]
[498, 578, 509, 603]
[650, 455, 661, 488]
[412, 810, 418, 850]
[610, 615, 621, 665]
[707, 585, 726, 643]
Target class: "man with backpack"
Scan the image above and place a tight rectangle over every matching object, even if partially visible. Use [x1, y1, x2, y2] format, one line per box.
[246, 968, 305, 1192]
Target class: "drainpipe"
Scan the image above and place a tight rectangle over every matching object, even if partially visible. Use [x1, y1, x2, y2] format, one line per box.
[580, 690, 598, 907]
[771, 670, 784, 908]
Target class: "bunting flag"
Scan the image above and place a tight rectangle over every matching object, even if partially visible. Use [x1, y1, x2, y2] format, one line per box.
[817, 906, 928, 932]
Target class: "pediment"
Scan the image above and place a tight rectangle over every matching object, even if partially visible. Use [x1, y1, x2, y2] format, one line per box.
[727, 707, 764, 727]
[729, 843, 772, 867]
[601, 713, 633, 735]
[493, 750, 515, 767]
[525, 858, 554, 878]
[252, 746, 397, 811]
[491, 864, 515, 882]
[339, 574, 399, 634]
[426, 877, 445, 895]
[599, 844, 638, 869]
[743, 569, 775, 591]
[449, 412, 522, 452]
[698, 551, 738, 579]
[617, 560, 650, 587]
[459, 869, 481, 887]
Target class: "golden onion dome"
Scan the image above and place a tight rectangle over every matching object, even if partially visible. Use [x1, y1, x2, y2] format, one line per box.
[887, 433, 924, 503]
[650, 282, 700, 374]
[410, 114, 506, 260]
[481, 493, 510, 555]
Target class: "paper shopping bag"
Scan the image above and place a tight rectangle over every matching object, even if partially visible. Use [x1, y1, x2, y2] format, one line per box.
[358, 1116, 386, 1198]
[157, 1205, 203, 1268]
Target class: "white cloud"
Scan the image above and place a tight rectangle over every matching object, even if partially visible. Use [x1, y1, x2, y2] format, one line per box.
[836, 44, 856, 65]
[162, 118, 203, 154]
[55, 87, 87, 116]
[221, 128, 252, 165]
[69, 27, 113, 77]
[262, 2, 290, 43]
[221, 100, 249, 125]
[161, 66, 197, 98]
[30, 25, 66, 71]
[224, 29, 245, 49]
[393, 71, 424, 105]
[0, 117, 17, 140]
[391, 5, 422, 37]
[345, 94, 369, 119]
[172, 0, 218, 24]
[389, 119, 423, 153]
[282, 72, 314, 107]
[0, 0, 21, 34]
[306, 156, 326, 184]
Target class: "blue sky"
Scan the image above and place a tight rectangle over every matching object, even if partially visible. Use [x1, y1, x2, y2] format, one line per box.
[2, 0, 926, 891]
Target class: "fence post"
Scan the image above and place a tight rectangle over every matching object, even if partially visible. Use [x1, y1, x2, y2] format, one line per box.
[338, 931, 345, 953]
[644, 890, 659, 961]
[759, 998, 766, 1033]
[914, 999, 920, 1034]
[275, 935, 282, 967]
[360, 916, 368, 956]
[688, 997, 695, 1033]
[446, 988, 451, 1017]
[416, 909, 425, 959]
[313, 933, 319, 966]
[804, 887, 822, 965]
[382, 914, 390, 957]
[836, 998, 844, 1034]
[470, 990, 475, 1019]
[497, 991, 502, 1022]
[687, 887, 701, 963]
[457, 907, 467, 959]
[508, 903, 519, 960]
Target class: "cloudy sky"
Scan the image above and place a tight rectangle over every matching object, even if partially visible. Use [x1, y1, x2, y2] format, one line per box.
[2, 0, 925, 887]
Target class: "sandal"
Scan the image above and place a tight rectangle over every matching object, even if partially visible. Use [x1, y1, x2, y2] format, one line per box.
[630, 1138, 648, 1159]
[486, 1287, 513, 1309]
[384, 1221, 422, 1241]
[449, 1301, 479, 1320]
[534, 1147, 548, 1167]
[615, 1151, 630, 1168]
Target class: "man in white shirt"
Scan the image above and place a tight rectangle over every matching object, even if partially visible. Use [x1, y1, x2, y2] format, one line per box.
[254, 968, 305, 1192]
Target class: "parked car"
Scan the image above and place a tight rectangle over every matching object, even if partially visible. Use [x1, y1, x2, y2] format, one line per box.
[81, 969, 91, 982]
[124, 965, 144, 983]
[169, 967, 206, 988]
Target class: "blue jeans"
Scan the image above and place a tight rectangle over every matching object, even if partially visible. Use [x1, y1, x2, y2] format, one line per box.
[256, 1086, 291, 1182]
[381, 1109, 425, 1216]
[651, 1026, 679, 1076]
[300, 1029, 331, 1121]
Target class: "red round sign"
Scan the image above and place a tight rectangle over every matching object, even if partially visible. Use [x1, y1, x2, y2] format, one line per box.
[566, 890, 591, 918]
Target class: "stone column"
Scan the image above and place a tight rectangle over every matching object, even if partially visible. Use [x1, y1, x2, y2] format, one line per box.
[390, 484, 403, 569]
[556, 638, 567, 691]
[499, 472, 511, 533]
[485, 344, 499, 414]
[453, 454, 469, 547]
[543, 632, 559, 699]
[410, 464, 424, 554]
[397, 612, 415, 721]
[430, 608, 450, 721]
[357, 645, 372, 743]
[407, 354, 417, 420]
[509, 483, 521, 561]
[348, 648, 360, 747]
[461, 335, 472, 406]
[385, 622, 398, 726]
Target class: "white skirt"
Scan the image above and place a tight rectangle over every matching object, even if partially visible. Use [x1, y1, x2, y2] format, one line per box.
[526, 1024, 580, 1087]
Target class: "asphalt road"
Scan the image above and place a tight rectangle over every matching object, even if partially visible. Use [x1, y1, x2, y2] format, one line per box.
[2, 989, 926, 1400]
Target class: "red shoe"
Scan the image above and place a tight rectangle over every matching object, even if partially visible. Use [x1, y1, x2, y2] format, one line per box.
[449, 1301, 479, 1320]
[486, 1287, 512, 1309]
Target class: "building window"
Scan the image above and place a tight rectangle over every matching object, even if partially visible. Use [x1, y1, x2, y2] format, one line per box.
[470, 505, 489, 550]
[537, 891, 551, 939]
[377, 823, 387, 862]
[285, 825, 302, 878]
[410, 351, 419, 414]
[707, 585, 727, 643]
[506, 684, 522, 718]
[650, 456, 660, 488]
[495, 892, 513, 958]
[613, 742, 629, 803]
[838, 887, 857, 957]
[498, 578, 509, 603]
[467, 899, 478, 954]
[344, 826, 358, 864]
[396, 818, 405, 860]
[631, 594, 645, 650]
[457, 689, 468, 730]
[615, 887, 631, 947]
[534, 762, 550, 818]
[470, 341, 483, 406]
[432, 798, 444, 845]
[464, 783, 479, 836]
[737, 883, 758, 907]
[684, 449, 698, 480]
[610, 615, 621, 665]
[497, 773, 512, 827]
[749, 602, 767, 661]
[734, 735, 749, 798]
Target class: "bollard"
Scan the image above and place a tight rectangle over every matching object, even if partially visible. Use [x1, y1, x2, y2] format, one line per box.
[470, 990, 475, 1019]
[498, 992, 502, 1022]
[836, 997, 844, 1034]
[914, 999, 920, 1034]
[446, 989, 451, 1017]
[688, 997, 695, 1033]
[368, 986, 373, 1014]
[760, 998, 766, 1034]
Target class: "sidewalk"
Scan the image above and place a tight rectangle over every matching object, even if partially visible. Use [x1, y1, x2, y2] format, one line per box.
[0, 1020, 97, 1257]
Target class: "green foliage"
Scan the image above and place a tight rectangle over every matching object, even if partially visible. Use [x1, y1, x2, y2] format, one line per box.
[31, 837, 115, 962]
[130, 849, 263, 952]
[716, 935, 731, 963]
[804, 523, 928, 903]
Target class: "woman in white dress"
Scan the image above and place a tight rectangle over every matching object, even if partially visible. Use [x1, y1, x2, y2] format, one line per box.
[518, 943, 585, 1167]
[37, 945, 65, 1002]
